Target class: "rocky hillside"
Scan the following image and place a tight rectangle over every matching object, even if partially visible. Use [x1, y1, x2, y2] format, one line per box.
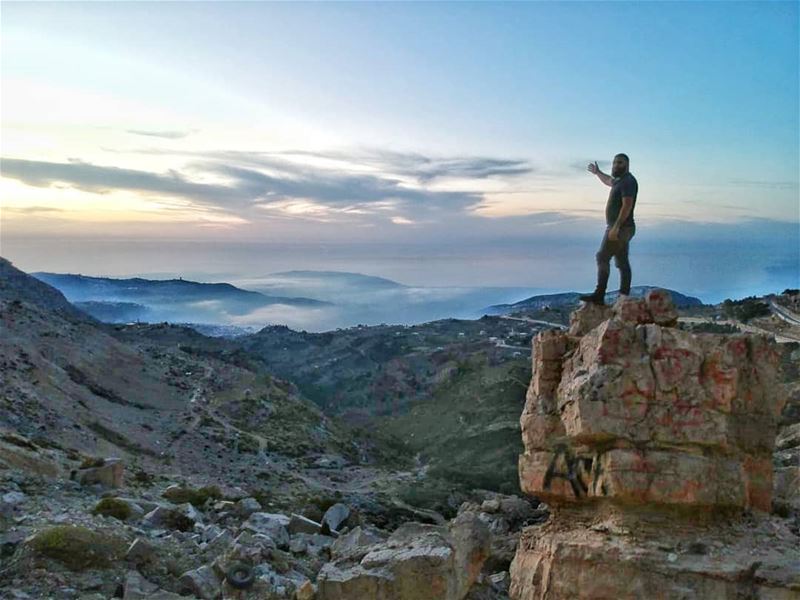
[0, 257, 549, 599]
[2, 256, 798, 600]
[1, 260, 357, 475]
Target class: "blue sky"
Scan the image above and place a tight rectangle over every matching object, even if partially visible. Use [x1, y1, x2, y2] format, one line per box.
[1, 1, 798, 300]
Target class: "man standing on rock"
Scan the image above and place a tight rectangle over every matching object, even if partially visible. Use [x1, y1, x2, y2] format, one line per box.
[579, 153, 638, 306]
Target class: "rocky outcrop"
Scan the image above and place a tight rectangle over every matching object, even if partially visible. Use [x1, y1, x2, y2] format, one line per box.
[519, 290, 783, 511]
[510, 290, 800, 599]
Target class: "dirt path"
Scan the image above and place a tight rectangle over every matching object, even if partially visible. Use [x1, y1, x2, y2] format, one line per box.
[678, 316, 800, 343]
[770, 300, 800, 327]
[499, 315, 567, 330]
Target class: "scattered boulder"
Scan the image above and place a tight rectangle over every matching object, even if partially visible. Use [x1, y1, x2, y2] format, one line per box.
[296, 579, 316, 600]
[179, 565, 221, 600]
[330, 525, 387, 561]
[235, 497, 262, 518]
[321, 503, 350, 534]
[143, 505, 195, 532]
[75, 458, 124, 488]
[289, 532, 334, 558]
[289, 513, 323, 535]
[241, 512, 291, 549]
[317, 512, 490, 600]
[123, 569, 182, 600]
[1, 490, 27, 518]
[125, 537, 156, 564]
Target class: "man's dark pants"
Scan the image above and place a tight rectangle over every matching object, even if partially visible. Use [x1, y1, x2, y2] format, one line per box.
[595, 225, 636, 295]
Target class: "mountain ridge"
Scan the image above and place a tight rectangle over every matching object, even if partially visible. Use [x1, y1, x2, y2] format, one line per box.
[484, 285, 703, 315]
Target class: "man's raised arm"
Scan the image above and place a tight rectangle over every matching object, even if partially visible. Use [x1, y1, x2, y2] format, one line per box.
[587, 161, 613, 186]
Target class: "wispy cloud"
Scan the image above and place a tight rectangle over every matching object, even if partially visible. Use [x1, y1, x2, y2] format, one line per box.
[280, 148, 534, 183]
[1, 148, 530, 224]
[3, 205, 65, 214]
[726, 179, 799, 190]
[126, 129, 197, 139]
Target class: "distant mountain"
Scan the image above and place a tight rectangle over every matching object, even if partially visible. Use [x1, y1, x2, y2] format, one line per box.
[269, 270, 406, 290]
[73, 300, 150, 323]
[484, 286, 704, 315]
[31, 272, 332, 324]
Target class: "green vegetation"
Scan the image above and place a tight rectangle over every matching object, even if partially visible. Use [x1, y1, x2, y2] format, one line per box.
[29, 526, 125, 571]
[0, 433, 39, 451]
[163, 485, 222, 507]
[378, 356, 530, 510]
[236, 432, 261, 454]
[86, 421, 158, 457]
[722, 296, 771, 322]
[215, 375, 360, 460]
[92, 497, 133, 521]
[680, 322, 741, 334]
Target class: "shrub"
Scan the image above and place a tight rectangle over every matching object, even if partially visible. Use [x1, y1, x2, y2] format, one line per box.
[92, 497, 132, 521]
[29, 526, 125, 570]
[721, 297, 771, 322]
[163, 485, 222, 507]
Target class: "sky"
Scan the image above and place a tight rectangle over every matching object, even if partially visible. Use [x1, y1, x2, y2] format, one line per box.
[1, 1, 798, 302]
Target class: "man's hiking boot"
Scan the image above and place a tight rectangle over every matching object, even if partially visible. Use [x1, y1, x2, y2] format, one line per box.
[579, 291, 606, 306]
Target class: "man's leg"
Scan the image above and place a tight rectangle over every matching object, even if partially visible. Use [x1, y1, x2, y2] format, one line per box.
[595, 228, 613, 296]
[580, 228, 613, 304]
[614, 227, 635, 295]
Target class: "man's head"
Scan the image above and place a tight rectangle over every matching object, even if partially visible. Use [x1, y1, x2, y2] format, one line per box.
[612, 153, 629, 178]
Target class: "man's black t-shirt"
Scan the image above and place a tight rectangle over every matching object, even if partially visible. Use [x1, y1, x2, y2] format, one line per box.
[606, 172, 638, 227]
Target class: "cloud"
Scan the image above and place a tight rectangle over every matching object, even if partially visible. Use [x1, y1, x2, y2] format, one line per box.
[126, 129, 196, 139]
[280, 148, 534, 183]
[3, 205, 65, 214]
[726, 179, 799, 190]
[0, 153, 490, 223]
[0, 157, 248, 208]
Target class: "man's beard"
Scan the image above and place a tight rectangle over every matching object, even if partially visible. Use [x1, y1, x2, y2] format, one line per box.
[612, 167, 625, 177]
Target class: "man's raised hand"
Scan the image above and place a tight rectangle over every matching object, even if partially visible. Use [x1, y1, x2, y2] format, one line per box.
[587, 161, 599, 175]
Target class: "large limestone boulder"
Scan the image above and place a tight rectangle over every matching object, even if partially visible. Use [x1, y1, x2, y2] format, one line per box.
[511, 290, 800, 600]
[317, 512, 491, 600]
[520, 290, 785, 512]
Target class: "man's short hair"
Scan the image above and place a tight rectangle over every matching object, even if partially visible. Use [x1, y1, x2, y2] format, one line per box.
[614, 153, 630, 163]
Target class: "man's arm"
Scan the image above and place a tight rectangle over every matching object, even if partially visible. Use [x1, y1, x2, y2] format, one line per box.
[587, 161, 613, 186]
